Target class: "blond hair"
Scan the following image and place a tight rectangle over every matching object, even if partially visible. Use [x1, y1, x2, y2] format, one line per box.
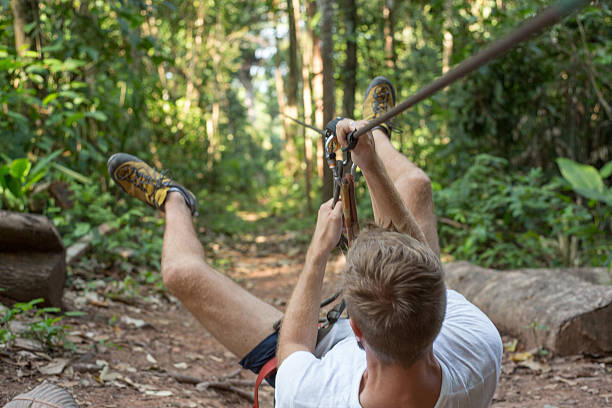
[343, 228, 446, 367]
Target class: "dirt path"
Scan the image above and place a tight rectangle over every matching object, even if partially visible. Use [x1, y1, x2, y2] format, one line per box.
[1, 231, 610, 407]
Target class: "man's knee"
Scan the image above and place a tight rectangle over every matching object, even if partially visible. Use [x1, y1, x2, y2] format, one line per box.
[396, 172, 433, 202]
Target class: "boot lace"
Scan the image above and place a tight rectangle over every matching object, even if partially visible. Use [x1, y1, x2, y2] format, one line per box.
[116, 165, 172, 207]
[372, 86, 391, 116]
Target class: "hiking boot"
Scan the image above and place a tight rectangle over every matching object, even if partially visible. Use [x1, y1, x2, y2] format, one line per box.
[107, 153, 198, 215]
[362, 76, 396, 137]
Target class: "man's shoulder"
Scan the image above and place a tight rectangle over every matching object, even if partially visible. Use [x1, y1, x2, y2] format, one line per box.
[433, 290, 503, 407]
[442, 289, 502, 346]
[275, 339, 365, 407]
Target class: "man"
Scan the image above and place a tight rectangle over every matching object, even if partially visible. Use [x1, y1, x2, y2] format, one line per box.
[108, 77, 502, 407]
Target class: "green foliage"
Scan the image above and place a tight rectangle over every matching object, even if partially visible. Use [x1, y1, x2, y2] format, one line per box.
[47, 181, 164, 267]
[0, 151, 61, 210]
[556, 158, 612, 205]
[0, 298, 83, 351]
[1, 0, 609, 275]
[435, 154, 611, 268]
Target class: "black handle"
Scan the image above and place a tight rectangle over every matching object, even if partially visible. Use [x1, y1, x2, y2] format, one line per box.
[343, 130, 358, 151]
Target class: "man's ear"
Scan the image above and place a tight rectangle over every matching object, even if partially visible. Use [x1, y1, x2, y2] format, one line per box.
[349, 317, 362, 339]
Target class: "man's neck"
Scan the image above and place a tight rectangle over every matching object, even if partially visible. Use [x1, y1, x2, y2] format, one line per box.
[359, 348, 442, 408]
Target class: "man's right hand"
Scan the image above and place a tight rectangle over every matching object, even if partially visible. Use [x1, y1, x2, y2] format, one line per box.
[335, 118, 378, 172]
[309, 198, 343, 258]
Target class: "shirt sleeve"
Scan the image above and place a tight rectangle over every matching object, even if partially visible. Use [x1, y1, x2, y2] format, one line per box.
[435, 290, 503, 408]
[274, 345, 362, 408]
[275, 351, 320, 407]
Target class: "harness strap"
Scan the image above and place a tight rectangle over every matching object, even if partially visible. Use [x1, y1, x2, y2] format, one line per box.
[253, 356, 278, 408]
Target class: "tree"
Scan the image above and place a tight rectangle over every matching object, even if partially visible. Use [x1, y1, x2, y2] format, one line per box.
[11, 0, 40, 58]
[286, 0, 300, 173]
[308, 0, 325, 180]
[319, 0, 335, 201]
[342, 0, 357, 118]
[294, 0, 313, 211]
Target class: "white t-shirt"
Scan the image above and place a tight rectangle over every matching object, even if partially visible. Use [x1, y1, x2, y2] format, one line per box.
[275, 290, 502, 408]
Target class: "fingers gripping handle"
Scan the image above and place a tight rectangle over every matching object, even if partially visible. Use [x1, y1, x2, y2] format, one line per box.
[324, 117, 359, 154]
[343, 130, 358, 151]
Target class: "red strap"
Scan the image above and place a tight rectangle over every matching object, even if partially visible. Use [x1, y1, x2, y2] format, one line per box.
[253, 356, 278, 408]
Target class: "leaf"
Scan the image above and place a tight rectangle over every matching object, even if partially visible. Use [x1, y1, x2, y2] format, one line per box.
[556, 158, 604, 193]
[6, 111, 28, 125]
[64, 311, 86, 317]
[42, 93, 59, 106]
[58, 90, 80, 100]
[600, 161, 612, 179]
[52, 163, 91, 184]
[29, 150, 62, 179]
[38, 358, 69, 375]
[66, 112, 85, 126]
[62, 58, 87, 72]
[120, 316, 149, 329]
[517, 359, 549, 372]
[43, 58, 64, 73]
[42, 41, 63, 53]
[144, 390, 173, 397]
[85, 111, 108, 122]
[99, 365, 122, 382]
[0, 58, 20, 70]
[574, 188, 612, 206]
[9, 158, 31, 179]
[510, 351, 533, 362]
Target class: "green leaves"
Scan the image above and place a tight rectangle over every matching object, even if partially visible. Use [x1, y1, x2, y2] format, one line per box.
[556, 158, 612, 206]
[0, 151, 64, 209]
[435, 154, 610, 268]
[9, 158, 31, 179]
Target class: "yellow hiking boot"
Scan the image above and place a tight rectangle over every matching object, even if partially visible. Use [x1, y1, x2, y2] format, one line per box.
[362, 76, 396, 137]
[107, 153, 198, 215]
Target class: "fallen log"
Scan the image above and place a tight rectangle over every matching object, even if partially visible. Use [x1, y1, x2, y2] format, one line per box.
[0, 210, 66, 307]
[444, 261, 612, 356]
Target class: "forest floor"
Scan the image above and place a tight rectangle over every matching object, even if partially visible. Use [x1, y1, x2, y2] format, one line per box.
[1, 226, 611, 407]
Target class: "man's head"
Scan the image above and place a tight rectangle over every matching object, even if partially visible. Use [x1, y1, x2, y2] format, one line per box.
[343, 228, 446, 368]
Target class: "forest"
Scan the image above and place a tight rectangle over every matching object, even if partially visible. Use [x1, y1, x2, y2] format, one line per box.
[0, 0, 611, 406]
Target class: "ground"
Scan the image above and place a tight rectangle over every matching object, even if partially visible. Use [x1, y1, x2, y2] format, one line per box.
[1, 227, 611, 407]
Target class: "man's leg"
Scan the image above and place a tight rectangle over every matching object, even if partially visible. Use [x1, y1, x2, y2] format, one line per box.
[361, 77, 440, 254]
[107, 153, 282, 359]
[162, 192, 283, 358]
[369, 129, 440, 255]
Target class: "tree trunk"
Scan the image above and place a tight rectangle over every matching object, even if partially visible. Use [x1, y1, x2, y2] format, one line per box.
[444, 261, 612, 355]
[0, 211, 66, 308]
[273, 12, 290, 155]
[294, 0, 313, 212]
[308, 0, 324, 179]
[285, 0, 300, 177]
[237, 58, 257, 123]
[207, 18, 223, 169]
[11, 0, 37, 57]
[442, 0, 453, 74]
[319, 0, 335, 201]
[383, 0, 396, 71]
[342, 0, 357, 118]
[184, 1, 207, 113]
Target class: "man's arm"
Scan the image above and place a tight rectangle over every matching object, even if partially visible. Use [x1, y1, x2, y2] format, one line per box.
[336, 119, 428, 245]
[277, 199, 343, 365]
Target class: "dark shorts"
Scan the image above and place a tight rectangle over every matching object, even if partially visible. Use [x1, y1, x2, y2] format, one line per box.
[238, 319, 354, 388]
[238, 331, 279, 386]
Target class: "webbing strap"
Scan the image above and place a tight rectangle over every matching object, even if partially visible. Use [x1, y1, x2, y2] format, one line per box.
[253, 356, 278, 408]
